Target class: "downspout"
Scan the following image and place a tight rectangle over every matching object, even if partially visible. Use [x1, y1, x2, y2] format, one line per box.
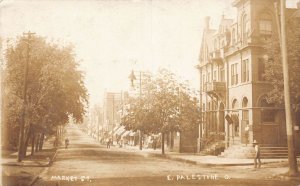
[199, 67, 203, 152]
[226, 57, 230, 148]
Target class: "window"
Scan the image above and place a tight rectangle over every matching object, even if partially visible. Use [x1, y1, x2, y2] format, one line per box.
[231, 63, 238, 85]
[232, 99, 238, 109]
[202, 74, 206, 91]
[241, 59, 249, 82]
[260, 98, 275, 122]
[214, 39, 218, 51]
[232, 99, 239, 136]
[213, 70, 217, 81]
[220, 69, 225, 82]
[242, 97, 249, 121]
[208, 72, 211, 83]
[258, 58, 265, 81]
[259, 13, 272, 36]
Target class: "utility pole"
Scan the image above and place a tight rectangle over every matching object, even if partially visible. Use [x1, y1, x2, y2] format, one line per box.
[17, 31, 35, 162]
[128, 69, 143, 150]
[112, 94, 115, 143]
[196, 65, 202, 153]
[280, 0, 298, 176]
[139, 71, 142, 150]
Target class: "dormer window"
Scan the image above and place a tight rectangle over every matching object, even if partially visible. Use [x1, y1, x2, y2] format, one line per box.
[214, 39, 218, 51]
[242, 14, 250, 45]
[259, 13, 272, 36]
[232, 28, 236, 45]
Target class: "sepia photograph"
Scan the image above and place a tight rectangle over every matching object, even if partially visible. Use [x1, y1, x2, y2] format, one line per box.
[1, 0, 300, 185]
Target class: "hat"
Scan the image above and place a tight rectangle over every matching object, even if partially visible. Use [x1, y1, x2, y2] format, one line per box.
[252, 140, 258, 144]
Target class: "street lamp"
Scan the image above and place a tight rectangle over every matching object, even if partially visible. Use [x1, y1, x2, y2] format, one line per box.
[129, 70, 136, 88]
[128, 70, 143, 150]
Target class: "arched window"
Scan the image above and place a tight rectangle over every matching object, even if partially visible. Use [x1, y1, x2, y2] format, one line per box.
[242, 97, 248, 107]
[260, 97, 275, 122]
[242, 97, 249, 121]
[232, 99, 239, 136]
[242, 14, 250, 44]
[232, 99, 238, 109]
[259, 13, 272, 36]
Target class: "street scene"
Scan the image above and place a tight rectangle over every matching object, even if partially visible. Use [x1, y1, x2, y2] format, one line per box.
[1, 0, 300, 185]
[13, 125, 300, 185]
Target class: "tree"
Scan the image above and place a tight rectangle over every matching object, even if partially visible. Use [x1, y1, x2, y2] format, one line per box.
[122, 68, 201, 154]
[4, 35, 88, 161]
[263, 12, 300, 116]
[263, 6, 299, 175]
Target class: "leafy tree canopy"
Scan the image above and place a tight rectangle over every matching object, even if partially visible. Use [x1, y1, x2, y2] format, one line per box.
[4, 35, 88, 140]
[121, 68, 200, 136]
[263, 15, 300, 113]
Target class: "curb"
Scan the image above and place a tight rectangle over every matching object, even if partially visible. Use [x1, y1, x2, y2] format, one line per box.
[278, 175, 300, 182]
[116, 148, 288, 167]
[160, 155, 287, 167]
[48, 149, 58, 166]
[29, 175, 40, 186]
[1, 162, 49, 167]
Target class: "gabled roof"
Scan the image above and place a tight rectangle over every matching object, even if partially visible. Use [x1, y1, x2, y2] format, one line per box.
[199, 28, 216, 62]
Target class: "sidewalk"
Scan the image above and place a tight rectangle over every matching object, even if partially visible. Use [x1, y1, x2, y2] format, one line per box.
[1, 141, 57, 186]
[1, 142, 57, 167]
[108, 144, 296, 167]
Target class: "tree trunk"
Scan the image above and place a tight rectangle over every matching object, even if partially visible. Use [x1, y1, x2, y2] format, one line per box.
[162, 133, 165, 155]
[23, 125, 32, 158]
[139, 130, 143, 150]
[170, 131, 174, 150]
[39, 133, 45, 151]
[60, 126, 63, 142]
[57, 126, 60, 145]
[31, 129, 35, 155]
[35, 134, 40, 152]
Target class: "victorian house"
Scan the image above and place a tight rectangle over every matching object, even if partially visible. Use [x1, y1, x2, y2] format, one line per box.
[197, 0, 300, 157]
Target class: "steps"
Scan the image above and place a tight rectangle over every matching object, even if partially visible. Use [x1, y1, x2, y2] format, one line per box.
[260, 147, 288, 159]
[221, 146, 300, 159]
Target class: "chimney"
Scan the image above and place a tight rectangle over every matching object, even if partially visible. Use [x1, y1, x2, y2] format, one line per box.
[204, 16, 210, 30]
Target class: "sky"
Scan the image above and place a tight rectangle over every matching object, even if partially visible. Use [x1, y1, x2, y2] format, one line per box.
[0, 0, 298, 105]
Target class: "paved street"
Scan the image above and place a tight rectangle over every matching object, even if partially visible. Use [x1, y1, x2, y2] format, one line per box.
[34, 125, 300, 186]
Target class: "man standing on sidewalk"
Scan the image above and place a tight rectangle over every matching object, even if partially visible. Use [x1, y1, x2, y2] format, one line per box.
[106, 138, 112, 149]
[253, 140, 261, 168]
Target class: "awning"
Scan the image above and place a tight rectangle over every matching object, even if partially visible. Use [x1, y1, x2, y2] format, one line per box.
[109, 126, 122, 135]
[121, 130, 131, 138]
[113, 126, 125, 135]
[117, 128, 127, 136]
[115, 126, 126, 135]
[129, 131, 136, 137]
[113, 125, 121, 131]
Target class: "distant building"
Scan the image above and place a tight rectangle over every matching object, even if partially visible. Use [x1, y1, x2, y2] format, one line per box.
[87, 105, 103, 140]
[197, 0, 300, 156]
[102, 91, 129, 139]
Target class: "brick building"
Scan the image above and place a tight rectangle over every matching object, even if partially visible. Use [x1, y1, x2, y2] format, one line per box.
[197, 0, 300, 156]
